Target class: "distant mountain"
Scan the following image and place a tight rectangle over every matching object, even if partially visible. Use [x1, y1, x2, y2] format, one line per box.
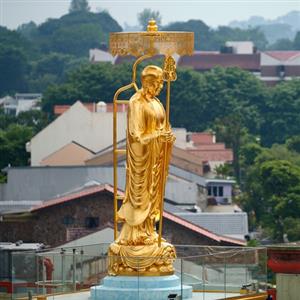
[276, 11, 300, 31]
[229, 11, 300, 44]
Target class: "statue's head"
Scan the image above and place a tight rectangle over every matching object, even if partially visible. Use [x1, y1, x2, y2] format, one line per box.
[141, 65, 164, 97]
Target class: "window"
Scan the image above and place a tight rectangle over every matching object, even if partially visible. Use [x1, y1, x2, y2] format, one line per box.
[207, 185, 224, 197]
[85, 217, 99, 229]
[207, 186, 212, 196]
[213, 186, 218, 197]
[218, 186, 224, 197]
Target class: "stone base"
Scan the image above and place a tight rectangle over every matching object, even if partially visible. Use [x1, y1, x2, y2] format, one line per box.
[90, 275, 192, 300]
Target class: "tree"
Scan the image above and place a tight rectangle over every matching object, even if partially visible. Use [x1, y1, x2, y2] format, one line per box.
[35, 11, 122, 56]
[42, 62, 132, 113]
[17, 110, 49, 134]
[286, 135, 300, 153]
[0, 124, 33, 170]
[163, 21, 268, 51]
[294, 31, 300, 50]
[164, 20, 211, 51]
[260, 79, 300, 146]
[268, 38, 294, 50]
[17, 21, 38, 41]
[0, 45, 28, 96]
[241, 144, 300, 242]
[138, 9, 162, 30]
[69, 0, 90, 13]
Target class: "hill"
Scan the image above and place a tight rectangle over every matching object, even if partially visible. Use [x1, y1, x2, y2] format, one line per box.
[18, 11, 122, 57]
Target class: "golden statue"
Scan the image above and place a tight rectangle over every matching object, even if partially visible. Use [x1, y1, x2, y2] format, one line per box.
[108, 65, 176, 275]
[108, 20, 194, 276]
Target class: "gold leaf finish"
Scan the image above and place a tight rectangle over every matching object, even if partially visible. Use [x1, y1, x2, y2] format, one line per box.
[109, 20, 194, 276]
[110, 31, 194, 57]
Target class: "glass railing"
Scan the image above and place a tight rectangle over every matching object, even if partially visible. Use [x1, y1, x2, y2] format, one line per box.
[4, 245, 268, 300]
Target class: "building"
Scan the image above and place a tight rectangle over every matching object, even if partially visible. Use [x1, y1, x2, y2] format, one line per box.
[173, 129, 233, 177]
[27, 101, 127, 166]
[206, 178, 235, 205]
[89, 48, 115, 64]
[90, 42, 300, 86]
[0, 93, 42, 116]
[0, 183, 244, 247]
[178, 46, 300, 86]
[260, 51, 300, 86]
[0, 164, 246, 242]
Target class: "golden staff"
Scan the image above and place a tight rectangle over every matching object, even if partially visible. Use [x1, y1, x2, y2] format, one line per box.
[110, 20, 194, 241]
[158, 56, 177, 247]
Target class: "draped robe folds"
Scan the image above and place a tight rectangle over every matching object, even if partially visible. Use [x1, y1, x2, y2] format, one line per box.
[108, 90, 176, 274]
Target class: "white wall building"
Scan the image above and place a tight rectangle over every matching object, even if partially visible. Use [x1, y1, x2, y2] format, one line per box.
[0, 93, 41, 116]
[89, 49, 115, 64]
[28, 101, 127, 166]
[225, 41, 255, 54]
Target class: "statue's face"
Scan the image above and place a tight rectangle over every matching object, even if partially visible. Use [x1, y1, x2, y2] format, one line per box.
[144, 76, 164, 97]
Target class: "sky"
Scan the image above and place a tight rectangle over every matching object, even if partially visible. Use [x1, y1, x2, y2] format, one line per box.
[0, 0, 299, 30]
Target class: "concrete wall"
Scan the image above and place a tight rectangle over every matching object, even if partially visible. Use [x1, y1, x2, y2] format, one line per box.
[0, 166, 206, 208]
[0, 192, 226, 248]
[40, 142, 94, 166]
[277, 273, 300, 300]
[30, 102, 126, 166]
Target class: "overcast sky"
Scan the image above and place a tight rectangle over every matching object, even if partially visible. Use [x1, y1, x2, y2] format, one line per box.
[0, 0, 299, 30]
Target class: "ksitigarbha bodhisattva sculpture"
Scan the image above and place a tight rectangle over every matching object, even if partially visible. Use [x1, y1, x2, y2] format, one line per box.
[108, 20, 194, 276]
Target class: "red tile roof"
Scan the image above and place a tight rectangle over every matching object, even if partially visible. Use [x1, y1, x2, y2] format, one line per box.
[193, 144, 226, 150]
[264, 51, 300, 61]
[54, 103, 96, 115]
[163, 211, 245, 246]
[31, 184, 123, 212]
[54, 103, 126, 115]
[178, 52, 260, 71]
[188, 149, 233, 162]
[190, 132, 214, 144]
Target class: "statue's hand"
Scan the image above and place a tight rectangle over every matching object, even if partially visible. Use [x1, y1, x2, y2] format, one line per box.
[159, 129, 176, 143]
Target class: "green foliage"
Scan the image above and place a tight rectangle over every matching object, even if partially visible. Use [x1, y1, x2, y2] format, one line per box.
[286, 135, 300, 153]
[163, 21, 268, 50]
[0, 26, 32, 54]
[17, 22, 38, 41]
[0, 26, 36, 95]
[69, 0, 90, 13]
[241, 144, 300, 242]
[260, 79, 300, 146]
[294, 31, 300, 50]
[42, 62, 132, 112]
[268, 38, 294, 50]
[283, 217, 300, 241]
[247, 239, 260, 247]
[216, 26, 267, 50]
[138, 8, 162, 30]
[241, 143, 263, 166]
[27, 54, 88, 92]
[16, 110, 49, 134]
[260, 160, 300, 197]
[0, 45, 28, 96]
[214, 163, 233, 178]
[0, 124, 33, 169]
[0, 109, 49, 177]
[163, 20, 211, 51]
[259, 23, 294, 44]
[23, 11, 121, 57]
[0, 108, 16, 129]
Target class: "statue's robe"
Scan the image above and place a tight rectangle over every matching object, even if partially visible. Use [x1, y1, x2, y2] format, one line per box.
[108, 90, 175, 274]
